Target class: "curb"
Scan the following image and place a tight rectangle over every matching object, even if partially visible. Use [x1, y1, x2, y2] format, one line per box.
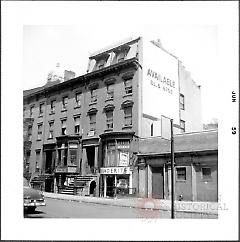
[43, 192, 218, 216]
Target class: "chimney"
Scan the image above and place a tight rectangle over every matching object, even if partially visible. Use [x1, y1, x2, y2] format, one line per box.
[64, 70, 76, 82]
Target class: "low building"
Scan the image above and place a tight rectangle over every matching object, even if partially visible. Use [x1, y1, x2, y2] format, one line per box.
[137, 130, 218, 202]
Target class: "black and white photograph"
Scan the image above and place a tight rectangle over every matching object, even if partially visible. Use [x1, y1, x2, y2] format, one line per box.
[1, 1, 239, 241]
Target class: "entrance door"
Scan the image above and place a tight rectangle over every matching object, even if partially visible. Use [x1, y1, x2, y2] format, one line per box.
[106, 176, 114, 197]
[86, 146, 95, 172]
[152, 167, 164, 199]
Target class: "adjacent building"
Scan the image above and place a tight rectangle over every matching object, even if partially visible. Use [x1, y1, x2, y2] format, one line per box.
[23, 36, 217, 201]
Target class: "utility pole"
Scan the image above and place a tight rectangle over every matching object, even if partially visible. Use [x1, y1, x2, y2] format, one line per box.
[170, 119, 175, 219]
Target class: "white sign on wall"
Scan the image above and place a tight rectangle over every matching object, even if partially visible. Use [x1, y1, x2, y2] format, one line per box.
[142, 39, 180, 125]
[119, 152, 129, 167]
[100, 167, 131, 175]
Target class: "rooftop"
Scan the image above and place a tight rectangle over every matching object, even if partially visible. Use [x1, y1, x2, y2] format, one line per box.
[138, 130, 218, 155]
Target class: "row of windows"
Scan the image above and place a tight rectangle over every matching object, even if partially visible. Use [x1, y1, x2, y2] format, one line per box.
[95, 49, 129, 70]
[29, 106, 133, 141]
[176, 167, 212, 181]
[24, 80, 133, 118]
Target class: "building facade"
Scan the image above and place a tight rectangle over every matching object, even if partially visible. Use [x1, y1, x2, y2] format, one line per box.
[23, 36, 209, 200]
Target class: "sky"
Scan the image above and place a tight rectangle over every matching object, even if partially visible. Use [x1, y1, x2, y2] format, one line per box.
[23, 24, 218, 123]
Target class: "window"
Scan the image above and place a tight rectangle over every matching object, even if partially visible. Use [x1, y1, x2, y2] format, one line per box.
[117, 51, 127, 62]
[69, 149, 77, 165]
[124, 79, 133, 94]
[90, 89, 97, 102]
[89, 113, 96, 131]
[50, 100, 56, 113]
[61, 119, 67, 135]
[30, 106, 34, 117]
[37, 124, 43, 140]
[63, 148, 68, 166]
[180, 120, 185, 133]
[180, 94, 185, 110]
[97, 59, 105, 69]
[35, 150, 40, 172]
[23, 108, 26, 117]
[124, 107, 132, 126]
[176, 167, 186, 181]
[106, 111, 113, 130]
[28, 125, 32, 141]
[151, 123, 154, 136]
[74, 116, 80, 134]
[39, 103, 44, 116]
[62, 96, 68, 110]
[48, 121, 54, 139]
[202, 167, 212, 180]
[75, 93, 82, 107]
[106, 84, 114, 100]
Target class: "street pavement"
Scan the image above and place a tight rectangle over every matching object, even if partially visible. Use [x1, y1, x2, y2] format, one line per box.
[23, 192, 219, 218]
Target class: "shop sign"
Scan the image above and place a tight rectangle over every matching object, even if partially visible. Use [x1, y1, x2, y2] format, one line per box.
[119, 152, 129, 166]
[100, 167, 131, 175]
[55, 167, 67, 173]
[68, 167, 77, 173]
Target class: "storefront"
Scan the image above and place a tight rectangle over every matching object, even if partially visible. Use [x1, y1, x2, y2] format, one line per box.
[100, 166, 133, 197]
[99, 131, 136, 197]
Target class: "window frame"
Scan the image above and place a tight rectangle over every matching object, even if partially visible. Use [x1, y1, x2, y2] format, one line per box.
[176, 167, 187, 181]
[48, 121, 54, 139]
[106, 110, 114, 130]
[124, 106, 133, 126]
[62, 96, 68, 110]
[74, 116, 81, 134]
[106, 84, 114, 100]
[180, 94, 185, 110]
[201, 167, 212, 181]
[39, 103, 44, 116]
[180, 119, 186, 133]
[37, 123, 43, 140]
[90, 89, 97, 103]
[61, 119, 67, 135]
[89, 113, 96, 131]
[50, 100, 56, 113]
[75, 92, 82, 107]
[124, 78, 133, 95]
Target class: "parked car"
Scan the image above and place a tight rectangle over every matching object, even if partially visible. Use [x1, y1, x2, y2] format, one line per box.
[23, 178, 46, 213]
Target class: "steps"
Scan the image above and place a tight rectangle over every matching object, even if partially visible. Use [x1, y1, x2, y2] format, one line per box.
[60, 175, 98, 196]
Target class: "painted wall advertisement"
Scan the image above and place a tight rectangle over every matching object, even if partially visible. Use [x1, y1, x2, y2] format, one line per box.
[142, 39, 180, 124]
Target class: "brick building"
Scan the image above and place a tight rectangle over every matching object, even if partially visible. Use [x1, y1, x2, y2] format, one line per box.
[23, 36, 213, 200]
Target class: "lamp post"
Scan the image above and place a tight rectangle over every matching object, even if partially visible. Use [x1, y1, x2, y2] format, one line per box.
[170, 119, 175, 219]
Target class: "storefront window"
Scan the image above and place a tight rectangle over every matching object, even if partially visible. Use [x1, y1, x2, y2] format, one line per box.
[103, 140, 130, 167]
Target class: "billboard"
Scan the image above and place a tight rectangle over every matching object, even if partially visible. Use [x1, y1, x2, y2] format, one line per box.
[142, 39, 180, 125]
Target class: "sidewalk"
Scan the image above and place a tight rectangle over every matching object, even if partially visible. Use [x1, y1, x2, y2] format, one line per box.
[43, 192, 219, 216]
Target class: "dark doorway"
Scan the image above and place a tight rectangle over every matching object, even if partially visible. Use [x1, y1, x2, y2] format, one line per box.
[86, 146, 95, 169]
[152, 167, 164, 199]
[45, 179, 53, 192]
[89, 181, 96, 196]
[45, 150, 53, 173]
[106, 175, 114, 197]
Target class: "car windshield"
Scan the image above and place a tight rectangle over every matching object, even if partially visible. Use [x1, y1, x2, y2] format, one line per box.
[23, 178, 30, 187]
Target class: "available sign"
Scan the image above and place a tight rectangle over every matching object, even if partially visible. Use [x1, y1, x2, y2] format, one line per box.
[142, 38, 180, 124]
[100, 167, 131, 175]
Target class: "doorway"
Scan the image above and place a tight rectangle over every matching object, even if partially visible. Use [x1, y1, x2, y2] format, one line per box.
[86, 146, 95, 171]
[45, 150, 53, 174]
[106, 175, 114, 197]
[152, 167, 164, 199]
[89, 181, 96, 196]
